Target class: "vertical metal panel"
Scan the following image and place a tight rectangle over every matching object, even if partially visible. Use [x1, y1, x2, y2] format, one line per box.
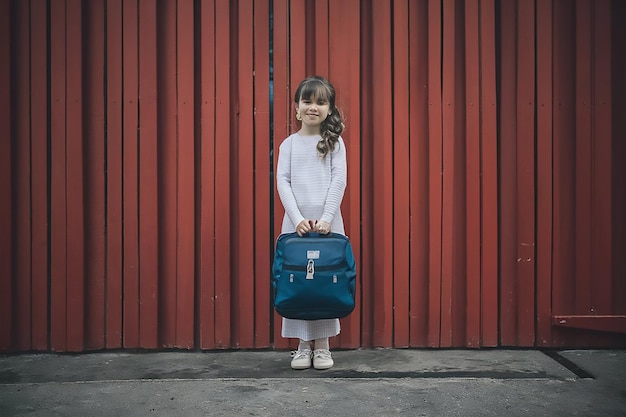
[572, 0, 601, 346]
[551, 0, 576, 346]
[233, 0, 256, 348]
[535, 0, 554, 347]
[479, 0, 499, 347]
[152, 0, 198, 349]
[408, 0, 430, 347]
[358, 0, 374, 348]
[253, 0, 272, 348]
[392, 0, 411, 348]
[14, 0, 32, 351]
[138, 0, 159, 348]
[50, 0, 68, 351]
[426, 0, 443, 348]
[271, 0, 290, 350]
[0, 0, 12, 351]
[498, 0, 516, 346]
[590, 0, 615, 346]
[441, 0, 466, 347]
[499, 0, 536, 347]
[65, 0, 86, 352]
[314, 0, 329, 74]
[514, 0, 536, 346]
[613, 0, 626, 317]
[197, 0, 217, 349]
[176, 0, 196, 348]
[26, 0, 49, 351]
[465, 0, 482, 348]
[158, 0, 178, 348]
[84, 0, 106, 350]
[370, 0, 394, 348]
[591, 0, 612, 317]
[574, 0, 593, 324]
[105, 0, 124, 349]
[121, 0, 140, 348]
[213, 0, 233, 348]
[440, 0, 455, 347]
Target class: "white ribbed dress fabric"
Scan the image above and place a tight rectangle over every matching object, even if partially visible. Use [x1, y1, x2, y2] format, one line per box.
[276, 133, 347, 341]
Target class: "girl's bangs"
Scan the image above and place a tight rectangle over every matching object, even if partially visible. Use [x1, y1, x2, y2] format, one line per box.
[299, 81, 332, 102]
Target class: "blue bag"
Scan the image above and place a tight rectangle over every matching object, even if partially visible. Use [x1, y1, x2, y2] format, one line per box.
[272, 232, 357, 320]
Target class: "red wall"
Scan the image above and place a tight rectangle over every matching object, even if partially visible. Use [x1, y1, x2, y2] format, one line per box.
[1, 0, 624, 352]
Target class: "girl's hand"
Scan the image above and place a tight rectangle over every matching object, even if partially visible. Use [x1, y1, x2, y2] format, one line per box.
[296, 219, 315, 236]
[316, 220, 331, 235]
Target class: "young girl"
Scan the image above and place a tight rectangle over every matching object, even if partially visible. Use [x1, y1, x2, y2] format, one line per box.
[276, 76, 348, 370]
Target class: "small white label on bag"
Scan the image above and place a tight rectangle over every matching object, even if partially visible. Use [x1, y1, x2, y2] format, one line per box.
[307, 250, 320, 259]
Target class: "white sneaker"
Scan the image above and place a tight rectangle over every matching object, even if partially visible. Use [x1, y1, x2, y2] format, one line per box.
[290, 349, 312, 370]
[313, 349, 334, 370]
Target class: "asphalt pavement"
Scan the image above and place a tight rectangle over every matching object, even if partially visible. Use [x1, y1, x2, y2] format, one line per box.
[1, 348, 625, 416]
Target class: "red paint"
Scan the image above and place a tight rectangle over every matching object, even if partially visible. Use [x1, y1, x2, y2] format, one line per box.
[233, 0, 255, 348]
[370, 0, 394, 348]
[50, 0, 68, 351]
[253, 0, 272, 348]
[15, 0, 32, 351]
[121, 0, 140, 349]
[427, 0, 443, 348]
[158, 0, 178, 348]
[214, 0, 232, 348]
[479, 0, 498, 347]
[272, 0, 290, 350]
[105, 0, 124, 349]
[139, 0, 159, 348]
[408, 0, 430, 347]
[515, 0, 536, 347]
[552, 0, 577, 347]
[498, 0, 517, 346]
[2, 0, 626, 352]
[465, 0, 481, 348]
[84, 0, 106, 350]
[176, 0, 196, 348]
[392, 0, 411, 348]
[535, 0, 554, 347]
[592, 0, 613, 319]
[0, 0, 12, 351]
[197, 0, 217, 349]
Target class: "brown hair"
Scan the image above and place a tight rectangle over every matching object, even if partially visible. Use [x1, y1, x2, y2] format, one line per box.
[294, 76, 345, 158]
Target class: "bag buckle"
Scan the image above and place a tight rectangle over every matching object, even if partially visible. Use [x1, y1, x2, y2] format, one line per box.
[306, 259, 315, 279]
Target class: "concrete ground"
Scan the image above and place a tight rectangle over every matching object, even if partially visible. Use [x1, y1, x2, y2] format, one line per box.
[0, 349, 624, 416]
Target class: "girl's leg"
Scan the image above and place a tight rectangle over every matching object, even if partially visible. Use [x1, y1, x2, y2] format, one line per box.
[298, 339, 312, 351]
[313, 337, 329, 350]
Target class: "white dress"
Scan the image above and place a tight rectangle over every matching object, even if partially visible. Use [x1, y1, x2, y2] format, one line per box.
[276, 133, 347, 341]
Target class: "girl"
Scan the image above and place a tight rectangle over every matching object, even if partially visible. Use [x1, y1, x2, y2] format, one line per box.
[276, 76, 348, 370]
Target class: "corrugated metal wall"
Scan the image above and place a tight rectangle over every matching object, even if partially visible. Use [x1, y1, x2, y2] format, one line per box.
[1, 0, 624, 353]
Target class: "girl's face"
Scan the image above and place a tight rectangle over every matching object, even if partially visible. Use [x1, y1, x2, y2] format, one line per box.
[296, 94, 331, 129]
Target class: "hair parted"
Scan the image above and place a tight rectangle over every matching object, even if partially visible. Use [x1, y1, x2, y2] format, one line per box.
[294, 76, 345, 158]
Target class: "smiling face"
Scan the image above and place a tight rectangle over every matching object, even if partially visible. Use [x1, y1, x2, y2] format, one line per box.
[294, 78, 335, 134]
[296, 94, 330, 130]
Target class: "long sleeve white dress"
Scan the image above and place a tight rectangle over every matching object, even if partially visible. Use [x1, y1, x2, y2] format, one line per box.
[276, 133, 348, 341]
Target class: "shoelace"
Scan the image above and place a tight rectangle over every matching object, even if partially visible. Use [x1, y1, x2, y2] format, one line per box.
[313, 349, 332, 359]
[291, 349, 312, 359]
